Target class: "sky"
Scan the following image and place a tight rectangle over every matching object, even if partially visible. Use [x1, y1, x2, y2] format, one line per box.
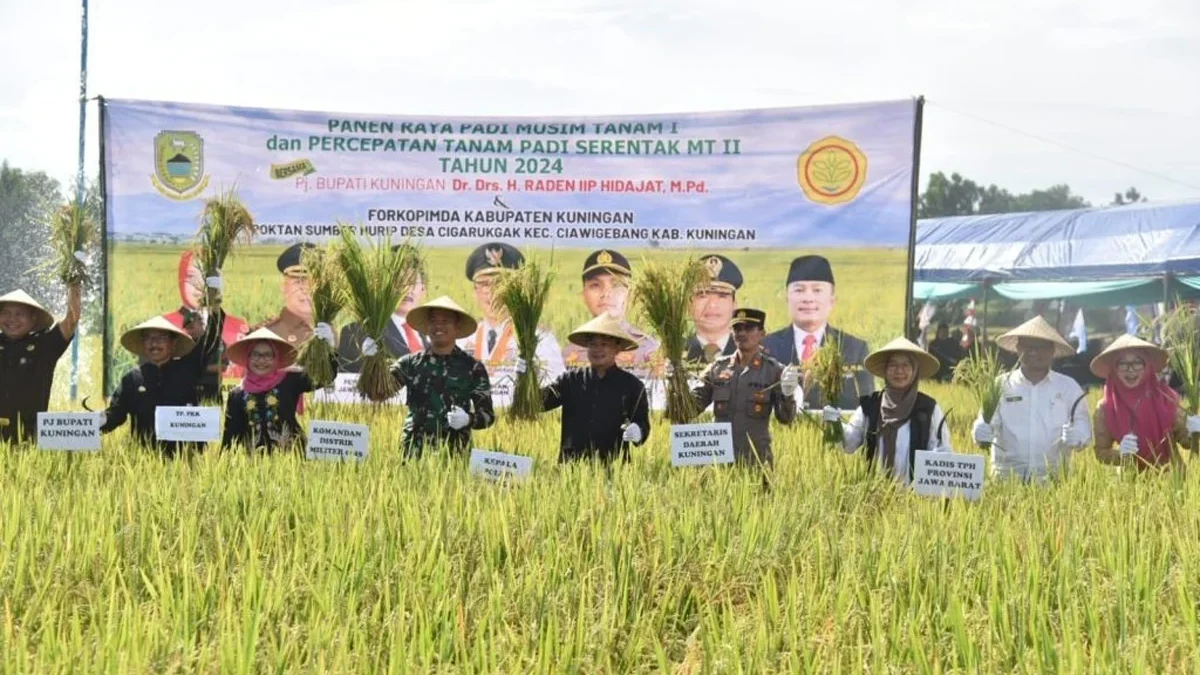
[2, 0, 1199, 206]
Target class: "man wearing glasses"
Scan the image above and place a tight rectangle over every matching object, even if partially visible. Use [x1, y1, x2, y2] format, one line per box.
[972, 316, 1092, 482]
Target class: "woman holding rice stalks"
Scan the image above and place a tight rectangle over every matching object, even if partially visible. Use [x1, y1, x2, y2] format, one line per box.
[221, 328, 337, 454]
[970, 316, 1091, 483]
[835, 338, 950, 483]
[1090, 335, 1200, 472]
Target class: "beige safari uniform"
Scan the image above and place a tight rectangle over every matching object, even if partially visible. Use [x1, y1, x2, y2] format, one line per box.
[691, 349, 796, 466]
[253, 308, 312, 346]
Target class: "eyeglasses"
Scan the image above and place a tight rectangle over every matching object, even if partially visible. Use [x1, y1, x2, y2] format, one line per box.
[249, 352, 276, 361]
[1115, 360, 1145, 372]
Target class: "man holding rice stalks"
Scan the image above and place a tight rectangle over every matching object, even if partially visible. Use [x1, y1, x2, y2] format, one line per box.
[562, 249, 660, 370]
[691, 308, 798, 467]
[458, 242, 565, 383]
[370, 296, 495, 458]
[0, 282, 82, 444]
[971, 316, 1091, 482]
[518, 314, 651, 464]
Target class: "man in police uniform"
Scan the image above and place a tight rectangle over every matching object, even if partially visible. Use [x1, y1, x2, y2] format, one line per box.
[458, 242, 564, 382]
[562, 249, 659, 369]
[253, 242, 316, 346]
[691, 308, 798, 468]
[686, 253, 743, 363]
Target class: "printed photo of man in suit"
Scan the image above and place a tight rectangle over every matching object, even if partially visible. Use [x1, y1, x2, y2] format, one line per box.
[338, 250, 429, 373]
[762, 254, 873, 409]
[685, 254, 742, 364]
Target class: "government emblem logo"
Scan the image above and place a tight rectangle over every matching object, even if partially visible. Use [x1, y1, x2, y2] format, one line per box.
[796, 135, 868, 206]
[151, 130, 210, 200]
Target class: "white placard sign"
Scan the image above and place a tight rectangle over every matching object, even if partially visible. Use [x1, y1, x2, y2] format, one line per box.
[913, 451, 985, 502]
[36, 412, 101, 452]
[306, 420, 370, 462]
[469, 449, 534, 482]
[154, 406, 222, 442]
[670, 422, 735, 467]
[312, 373, 406, 405]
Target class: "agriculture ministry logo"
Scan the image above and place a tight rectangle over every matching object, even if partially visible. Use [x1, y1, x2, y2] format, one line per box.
[796, 135, 868, 205]
[151, 130, 210, 200]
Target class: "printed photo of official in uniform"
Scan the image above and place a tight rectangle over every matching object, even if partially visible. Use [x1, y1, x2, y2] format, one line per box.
[562, 249, 659, 370]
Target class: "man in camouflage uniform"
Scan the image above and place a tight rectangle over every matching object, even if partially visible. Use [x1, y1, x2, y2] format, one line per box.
[562, 249, 660, 369]
[362, 295, 495, 457]
[691, 308, 799, 467]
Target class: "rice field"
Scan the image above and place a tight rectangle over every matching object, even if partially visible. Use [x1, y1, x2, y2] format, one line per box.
[7, 378, 1200, 672]
[12, 245, 1200, 672]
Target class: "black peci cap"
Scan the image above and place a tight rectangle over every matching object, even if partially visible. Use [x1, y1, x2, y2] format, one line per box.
[786, 254, 834, 286]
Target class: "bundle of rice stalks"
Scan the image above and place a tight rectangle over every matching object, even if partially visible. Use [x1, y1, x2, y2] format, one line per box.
[42, 199, 99, 287]
[804, 335, 846, 447]
[490, 258, 554, 420]
[195, 187, 256, 306]
[1157, 303, 1200, 455]
[631, 256, 711, 424]
[295, 242, 347, 388]
[953, 344, 1006, 449]
[337, 227, 420, 401]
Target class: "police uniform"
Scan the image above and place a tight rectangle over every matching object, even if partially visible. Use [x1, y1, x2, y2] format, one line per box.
[458, 242, 565, 382]
[252, 243, 315, 346]
[691, 308, 796, 466]
[686, 254, 743, 364]
[562, 249, 660, 369]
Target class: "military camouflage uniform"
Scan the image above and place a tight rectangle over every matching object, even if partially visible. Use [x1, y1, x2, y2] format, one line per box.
[391, 347, 495, 457]
[691, 348, 796, 466]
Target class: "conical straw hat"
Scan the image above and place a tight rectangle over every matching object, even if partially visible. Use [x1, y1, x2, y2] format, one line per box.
[406, 296, 477, 339]
[864, 336, 940, 380]
[0, 290, 55, 333]
[1089, 334, 1169, 379]
[567, 314, 639, 352]
[120, 316, 195, 359]
[995, 315, 1074, 358]
[226, 328, 297, 369]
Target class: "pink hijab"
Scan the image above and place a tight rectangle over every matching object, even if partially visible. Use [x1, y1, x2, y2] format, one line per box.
[1101, 348, 1178, 468]
[240, 341, 303, 414]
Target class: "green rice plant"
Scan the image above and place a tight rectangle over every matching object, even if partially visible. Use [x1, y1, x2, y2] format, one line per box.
[194, 186, 256, 307]
[294, 242, 347, 388]
[804, 334, 847, 447]
[490, 258, 554, 420]
[953, 344, 1006, 449]
[630, 256, 711, 423]
[39, 198, 98, 287]
[336, 227, 420, 401]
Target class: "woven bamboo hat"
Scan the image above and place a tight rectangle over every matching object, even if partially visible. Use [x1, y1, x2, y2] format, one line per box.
[567, 314, 638, 352]
[864, 337, 940, 380]
[406, 296, 477, 339]
[0, 290, 54, 333]
[226, 328, 297, 369]
[120, 316, 195, 359]
[1089, 334, 1169, 379]
[996, 316, 1074, 359]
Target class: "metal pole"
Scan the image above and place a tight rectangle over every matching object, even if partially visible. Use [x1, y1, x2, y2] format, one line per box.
[70, 0, 89, 402]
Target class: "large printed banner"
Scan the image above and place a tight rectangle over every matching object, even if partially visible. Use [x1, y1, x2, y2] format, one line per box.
[102, 97, 920, 409]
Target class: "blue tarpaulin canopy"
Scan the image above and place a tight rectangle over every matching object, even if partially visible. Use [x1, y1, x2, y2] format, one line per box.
[914, 199, 1200, 284]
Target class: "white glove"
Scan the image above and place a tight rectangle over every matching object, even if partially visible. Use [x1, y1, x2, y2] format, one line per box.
[447, 406, 470, 430]
[972, 419, 995, 444]
[73, 250, 87, 263]
[622, 423, 642, 443]
[361, 337, 379, 357]
[1187, 415, 1200, 434]
[1060, 423, 1087, 448]
[1118, 433, 1139, 456]
[314, 322, 335, 347]
[821, 405, 840, 422]
[514, 356, 527, 374]
[779, 366, 798, 396]
[97, 412, 106, 427]
[206, 275, 223, 290]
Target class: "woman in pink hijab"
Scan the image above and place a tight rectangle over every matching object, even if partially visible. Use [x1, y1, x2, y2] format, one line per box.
[220, 328, 336, 452]
[1091, 335, 1200, 471]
